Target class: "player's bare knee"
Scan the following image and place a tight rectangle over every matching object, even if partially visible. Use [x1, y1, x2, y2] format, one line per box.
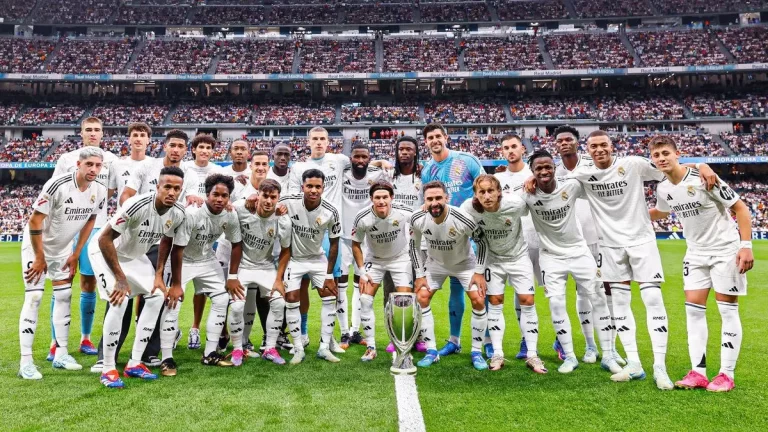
[25, 290, 44, 305]
[488, 294, 504, 305]
[516, 294, 533, 306]
[286, 291, 300, 303]
[714, 292, 738, 304]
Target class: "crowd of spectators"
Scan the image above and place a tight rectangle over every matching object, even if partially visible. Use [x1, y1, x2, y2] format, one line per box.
[45, 138, 80, 161]
[171, 103, 251, 123]
[48, 38, 137, 74]
[419, 3, 490, 23]
[114, 5, 190, 25]
[721, 132, 768, 156]
[17, 105, 86, 125]
[252, 102, 336, 125]
[716, 26, 768, 64]
[686, 92, 768, 118]
[0, 0, 36, 22]
[299, 39, 375, 73]
[0, 138, 54, 162]
[0, 104, 22, 125]
[30, 0, 119, 24]
[341, 103, 420, 124]
[424, 99, 506, 124]
[650, 0, 768, 15]
[508, 96, 596, 120]
[463, 36, 544, 71]
[546, 33, 632, 69]
[268, 6, 337, 25]
[190, 6, 265, 25]
[0, 184, 39, 234]
[629, 30, 727, 67]
[216, 39, 295, 74]
[572, 0, 654, 17]
[384, 38, 459, 72]
[731, 179, 768, 230]
[344, 5, 413, 24]
[92, 102, 171, 126]
[493, 0, 568, 20]
[594, 94, 686, 121]
[0, 38, 56, 73]
[132, 39, 216, 74]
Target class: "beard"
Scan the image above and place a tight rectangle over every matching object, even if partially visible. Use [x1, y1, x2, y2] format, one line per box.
[429, 203, 444, 218]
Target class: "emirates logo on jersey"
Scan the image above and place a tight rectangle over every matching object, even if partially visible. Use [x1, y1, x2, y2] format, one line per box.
[687, 186, 696, 197]
[561, 191, 569, 201]
[448, 226, 458, 238]
[617, 166, 626, 177]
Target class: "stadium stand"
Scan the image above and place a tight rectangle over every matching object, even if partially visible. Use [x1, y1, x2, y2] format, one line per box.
[424, 98, 506, 124]
[171, 103, 252, 124]
[716, 26, 768, 64]
[629, 30, 727, 67]
[190, 6, 265, 25]
[493, 0, 568, 20]
[462, 36, 545, 71]
[0, 138, 54, 162]
[546, 33, 632, 69]
[132, 39, 217, 74]
[686, 92, 768, 118]
[47, 39, 137, 74]
[344, 4, 413, 24]
[0, 38, 57, 73]
[384, 38, 459, 72]
[572, 0, 654, 17]
[30, 0, 120, 24]
[341, 103, 420, 124]
[721, 132, 768, 156]
[419, 3, 491, 23]
[216, 39, 296, 74]
[92, 102, 172, 126]
[114, 5, 190, 25]
[17, 104, 86, 126]
[299, 39, 376, 73]
[251, 101, 336, 126]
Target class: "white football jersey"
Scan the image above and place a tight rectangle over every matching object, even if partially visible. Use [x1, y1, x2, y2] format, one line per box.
[341, 166, 388, 238]
[105, 192, 186, 261]
[52, 147, 117, 228]
[109, 157, 153, 208]
[568, 155, 664, 247]
[288, 153, 351, 210]
[174, 204, 241, 264]
[125, 158, 198, 202]
[351, 203, 413, 260]
[555, 155, 599, 245]
[409, 205, 480, 277]
[522, 179, 589, 258]
[656, 168, 741, 256]
[495, 165, 536, 241]
[233, 200, 291, 270]
[267, 167, 290, 196]
[24, 172, 107, 257]
[460, 195, 528, 260]
[279, 195, 342, 260]
[231, 180, 258, 203]
[182, 160, 223, 198]
[220, 164, 251, 202]
[389, 170, 423, 210]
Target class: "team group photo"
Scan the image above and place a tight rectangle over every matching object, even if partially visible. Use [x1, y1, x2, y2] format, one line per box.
[1, 0, 767, 430]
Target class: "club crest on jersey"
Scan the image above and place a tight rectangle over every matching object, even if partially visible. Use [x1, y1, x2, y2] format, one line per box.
[90, 194, 96, 204]
[222, 222, 228, 230]
[392, 219, 400, 227]
[267, 228, 274, 238]
[315, 217, 322, 227]
[561, 191, 569, 201]
[596, 269, 602, 278]
[414, 182, 421, 191]
[617, 166, 626, 177]
[367, 179, 374, 185]
[165, 219, 172, 229]
[448, 226, 458, 238]
[687, 186, 696, 197]
[504, 218, 512, 226]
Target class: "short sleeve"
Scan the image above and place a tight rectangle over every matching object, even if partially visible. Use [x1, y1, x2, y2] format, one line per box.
[337, 154, 351, 171]
[630, 156, 665, 182]
[655, 191, 671, 213]
[225, 212, 242, 244]
[564, 179, 585, 199]
[33, 178, 58, 215]
[173, 215, 192, 247]
[707, 178, 740, 208]
[181, 171, 198, 200]
[278, 216, 292, 248]
[328, 211, 342, 239]
[108, 203, 135, 235]
[351, 214, 366, 243]
[125, 163, 145, 192]
[463, 154, 484, 182]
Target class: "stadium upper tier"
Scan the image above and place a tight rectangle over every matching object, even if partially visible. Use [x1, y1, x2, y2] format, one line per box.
[2, 27, 767, 77]
[1, 91, 765, 126]
[1, 0, 767, 25]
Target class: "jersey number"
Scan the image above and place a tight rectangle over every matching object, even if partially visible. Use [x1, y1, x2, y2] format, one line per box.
[484, 269, 491, 282]
[364, 262, 373, 272]
[26, 261, 33, 269]
[596, 253, 603, 268]
[541, 271, 546, 283]
[683, 261, 689, 277]
[98, 273, 107, 289]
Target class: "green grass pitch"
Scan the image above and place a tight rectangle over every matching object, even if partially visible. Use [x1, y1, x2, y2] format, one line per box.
[0, 241, 766, 431]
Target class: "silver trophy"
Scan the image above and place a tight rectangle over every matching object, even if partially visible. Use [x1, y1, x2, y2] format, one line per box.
[385, 292, 422, 376]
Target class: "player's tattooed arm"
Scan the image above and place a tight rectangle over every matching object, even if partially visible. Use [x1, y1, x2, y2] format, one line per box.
[731, 199, 754, 274]
[370, 159, 393, 170]
[24, 211, 48, 284]
[226, 242, 246, 300]
[99, 225, 130, 305]
[167, 242, 185, 309]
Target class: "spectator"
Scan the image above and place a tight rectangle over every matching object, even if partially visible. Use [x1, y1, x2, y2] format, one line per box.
[424, 98, 506, 124]
[114, 5, 190, 25]
[0, 0, 36, 21]
[252, 101, 336, 125]
[190, 6, 265, 25]
[594, 94, 685, 121]
[345, 5, 413, 24]
[0, 38, 56, 73]
[721, 131, 768, 156]
[716, 26, 768, 64]
[132, 39, 217, 74]
[629, 30, 726, 67]
[0, 137, 54, 162]
[573, 0, 653, 17]
[0, 184, 42, 234]
[686, 92, 768, 118]
[216, 39, 295, 74]
[420, 3, 491, 22]
[17, 104, 86, 125]
[650, 0, 766, 15]
[171, 103, 251, 123]
[92, 102, 171, 126]
[494, 0, 568, 20]
[48, 38, 137, 74]
[268, 6, 337, 25]
[546, 33, 632, 68]
[384, 38, 459, 72]
[463, 36, 544, 71]
[0, 104, 22, 125]
[30, 0, 119, 24]
[299, 39, 375, 73]
[341, 103, 420, 124]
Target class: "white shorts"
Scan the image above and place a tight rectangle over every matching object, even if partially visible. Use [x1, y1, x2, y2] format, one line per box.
[588, 243, 599, 261]
[163, 260, 227, 297]
[598, 241, 665, 283]
[340, 238, 362, 276]
[21, 245, 71, 291]
[539, 251, 599, 298]
[215, 239, 232, 270]
[683, 252, 747, 296]
[424, 259, 476, 292]
[484, 253, 535, 297]
[89, 247, 156, 301]
[239, 266, 277, 297]
[365, 254, 413, 288]
[286, 257, 328, 293]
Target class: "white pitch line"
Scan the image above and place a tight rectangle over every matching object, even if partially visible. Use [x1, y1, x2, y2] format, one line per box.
[394, 374, 426, 432]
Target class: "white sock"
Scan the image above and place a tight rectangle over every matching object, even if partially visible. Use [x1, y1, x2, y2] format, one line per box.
[420, 306, 436, 351]
[359, 294, 375, 349]
[606, 292, 618, 353]
[576, 289, 596, 349]
[717, 301, 742, 379]
[102, 299, 129, 371]
[587, 290, 613, 355]
[285, 301, 302, 351]
[320, 296, 336, 349]
[52, 284, 73, 359]
[204, 293, 228, 356]
[160, 303, 181, 360]
[19, 290, 43, 365]
[610, 283, 640, 363]
[685, 302, 708, 375]
[487, 303, 505, 358]
[519, 303, 538, 357]
[470, 307, 487, 354]
[549, 295, 574, 358]
[336, 281, 349, 337]
[242, 288, 258, 345]
[513, 294, 523, 335]
[228, 299, 245, 351]
[350, 282, 361, 333]
[265, 293, 285, 349]
[130, 294, 163, 365]
[640, 283, 668, 367]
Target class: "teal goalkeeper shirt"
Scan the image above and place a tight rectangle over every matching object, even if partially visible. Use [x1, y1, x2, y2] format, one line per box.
[421, 150, 484, 207]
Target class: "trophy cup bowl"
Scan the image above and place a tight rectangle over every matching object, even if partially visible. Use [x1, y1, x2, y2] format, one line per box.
[385, 292, 422, 376]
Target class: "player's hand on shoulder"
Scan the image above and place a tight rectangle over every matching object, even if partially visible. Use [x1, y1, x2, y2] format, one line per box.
[524, 176, 536, 194]
[494, 165, 506, 173]
[186, 195, 204, 207]
[697, 164, 718, 190]
[245, 193, 259, 213]
[276, 203, 288, 216]
[235, 174, 248, 185]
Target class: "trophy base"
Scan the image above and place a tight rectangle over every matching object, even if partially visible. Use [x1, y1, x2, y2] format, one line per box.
[390, 353, 418, 376]
[390, 365, 417, 376]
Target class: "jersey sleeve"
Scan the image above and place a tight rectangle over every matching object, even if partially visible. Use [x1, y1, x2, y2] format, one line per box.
[33, 177, 60, 215]
[287, 164, 303, 195]
[337, 154, 351, 170]
[224, 212, 242, 244]
[125, 162, 146, 192]
[181, 171, 198, 201]
[173, 213, 193, 247]
[408, 213, 426, 278]
[630, 156, 665, 182]
[51, 153, 71, 177]
[654, 190, 671, 213]
[708, 178, 740, 208]
[277, 216, 292, 248]
[92, 186, 107, 216]
[328, 209, 342, 239]
[108, 198, 138, 235]
[351, 211, 367, 243]
[564, 178, 585, 200]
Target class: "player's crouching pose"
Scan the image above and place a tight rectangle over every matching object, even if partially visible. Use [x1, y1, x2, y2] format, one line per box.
[161, 174, 242, 372]
[229, 179, 291, 365]
[461, 175, 546, 373]
[351, 181, 414, 363]
[89, 166, 186, 388]
[410, 181, 489, 370]
[18, 148, 107, 379]
[275, 169, 343, 364]
[522, 151, 618, 375]
[649, 136, 754, 392]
